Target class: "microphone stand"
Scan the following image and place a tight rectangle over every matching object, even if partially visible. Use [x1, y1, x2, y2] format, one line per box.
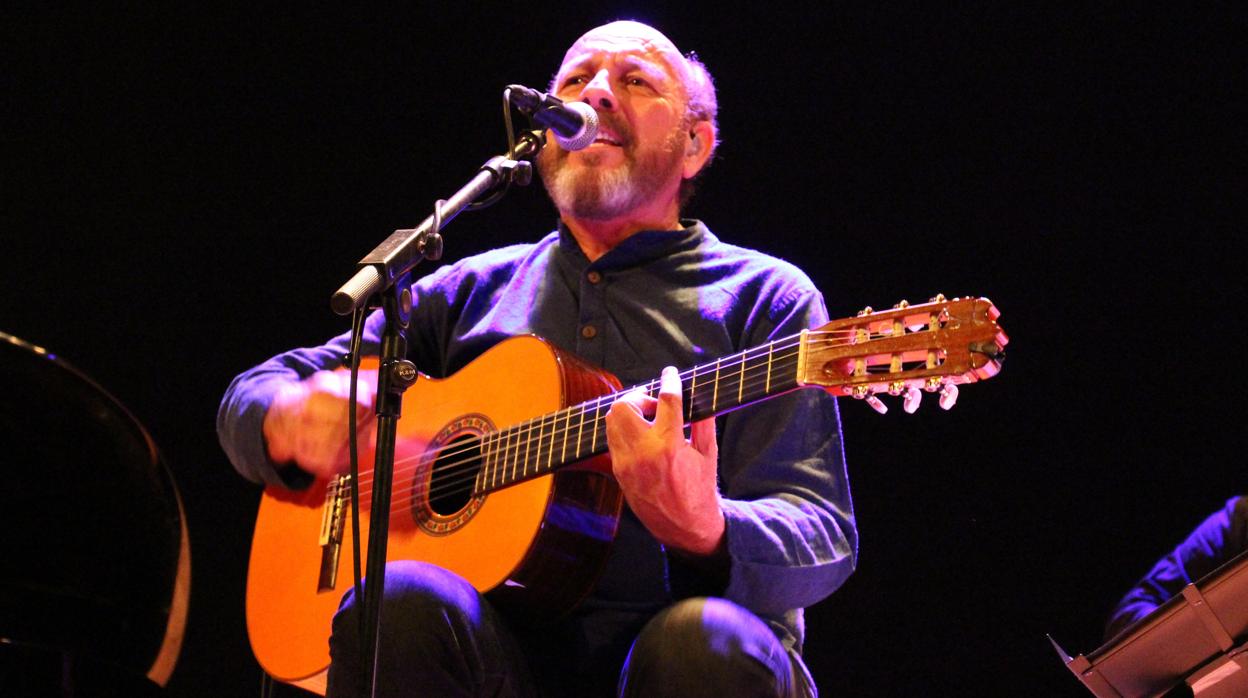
[332, 128, 546, 695]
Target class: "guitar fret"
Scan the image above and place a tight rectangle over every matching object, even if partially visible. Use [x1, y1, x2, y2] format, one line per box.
[509, 424, 520, 484]
[737, 349, 746, 405]
[516, 420, 527, 482]
[503, 432, 513, 488]
[758, 342, 768, 397]
[544, 415, 553, 474]
[527, 418, 537, 479]
[533, 417, 543, 477]
[496, 428, 504, 487]
[493, 430, 503, 488]
[487, 433, 498, 490]
[478, 433, 490, 493]
[687, 366, 697, 421]
[504, 424, 513, 485]
[590, 401, 601, 453]
[576, 403, 586, 461]
[712, 357, 721, 412]
[563, 409, 572, 466]
[554, 412, 563, 471]
[545, 412, 556, 473]
[492, 432, 502, 488]
[534, 414, 544, 474]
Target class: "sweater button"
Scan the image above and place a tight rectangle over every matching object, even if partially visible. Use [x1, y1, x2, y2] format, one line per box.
[581, 324, 598, 339]
[587, 270, 602, 284]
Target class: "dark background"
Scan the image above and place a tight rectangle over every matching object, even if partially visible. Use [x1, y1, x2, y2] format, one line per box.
[3, 4, 1241, 696]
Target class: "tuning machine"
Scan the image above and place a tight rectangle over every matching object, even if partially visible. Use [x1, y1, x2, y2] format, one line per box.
[939, 383, 959, 410]
[851, 385, 888, 414]
[922, 377, 959, 410]
[903, 386, 922, 413]
[856, 379, 957, 414]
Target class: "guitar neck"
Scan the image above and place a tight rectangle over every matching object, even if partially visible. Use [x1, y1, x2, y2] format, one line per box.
[472, 295, 1008, 495]
[475, 335, 804, 493]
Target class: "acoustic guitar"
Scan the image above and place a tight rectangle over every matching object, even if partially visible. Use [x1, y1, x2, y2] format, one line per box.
[246, 295, 1007, 693]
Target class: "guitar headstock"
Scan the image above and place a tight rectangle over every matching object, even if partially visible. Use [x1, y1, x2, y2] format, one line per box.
[798, 295, 1008, 413]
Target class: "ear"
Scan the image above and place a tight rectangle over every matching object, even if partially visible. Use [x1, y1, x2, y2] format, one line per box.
[681, 119, 716, 181]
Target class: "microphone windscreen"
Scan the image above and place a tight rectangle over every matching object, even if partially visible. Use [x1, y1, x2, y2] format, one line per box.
[554, 102, 599, 151]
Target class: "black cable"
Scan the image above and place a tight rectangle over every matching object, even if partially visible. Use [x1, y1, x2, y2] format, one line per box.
[464, 88, 522, 211]
[346, 305, 367, 647]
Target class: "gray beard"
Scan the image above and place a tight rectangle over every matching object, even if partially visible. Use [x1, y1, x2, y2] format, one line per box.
[538, 129, 684, 221]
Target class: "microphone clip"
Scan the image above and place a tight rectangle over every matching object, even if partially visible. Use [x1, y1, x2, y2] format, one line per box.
[505, 84, 598, 151]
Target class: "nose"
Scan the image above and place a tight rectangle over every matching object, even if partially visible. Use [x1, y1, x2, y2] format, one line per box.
[578, 70, 617, 112]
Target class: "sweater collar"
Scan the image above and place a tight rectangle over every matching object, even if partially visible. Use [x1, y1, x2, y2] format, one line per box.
[556, 219, 711, 271]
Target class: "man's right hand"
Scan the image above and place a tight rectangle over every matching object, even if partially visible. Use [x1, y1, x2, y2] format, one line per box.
[262, 369, 378, 480]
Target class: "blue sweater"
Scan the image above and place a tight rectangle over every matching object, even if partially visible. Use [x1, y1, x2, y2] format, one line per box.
[217, 220, 857, 653]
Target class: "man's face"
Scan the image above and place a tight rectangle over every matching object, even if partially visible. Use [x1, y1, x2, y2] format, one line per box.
[537, 23, 691, 222]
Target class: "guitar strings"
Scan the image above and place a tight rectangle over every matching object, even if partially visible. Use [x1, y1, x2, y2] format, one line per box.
[350, 320, 916, 490]
[382, 346, 930, 513]
[350, 330, 823, 492]
[345, 327, 933, 512]
[348, 345, 804, 506]
[349, 326, 933, 506]
[371, 350, 802, 507]
[348, 351, 807, 529]
[377, 320, 922, 492]
[352, 329, 938, 510]
[354, 327, 858, 487]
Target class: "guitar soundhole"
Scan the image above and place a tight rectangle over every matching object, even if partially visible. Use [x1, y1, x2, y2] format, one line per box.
[412, 414, 491, 536]
[427, 433, 481, 516]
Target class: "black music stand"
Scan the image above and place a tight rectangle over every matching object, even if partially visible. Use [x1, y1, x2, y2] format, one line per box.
[1052, 550, 1248, 697]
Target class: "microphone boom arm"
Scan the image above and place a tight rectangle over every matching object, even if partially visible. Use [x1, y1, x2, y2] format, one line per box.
[330, 129, 546, 315]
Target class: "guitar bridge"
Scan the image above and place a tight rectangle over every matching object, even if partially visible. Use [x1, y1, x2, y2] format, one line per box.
[317, 474, 351, 592]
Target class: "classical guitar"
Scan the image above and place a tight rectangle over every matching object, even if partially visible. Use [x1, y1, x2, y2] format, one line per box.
[247, 295, 1007, 693]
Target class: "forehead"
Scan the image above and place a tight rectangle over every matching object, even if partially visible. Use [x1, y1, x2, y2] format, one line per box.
[555, 22, 688, 82]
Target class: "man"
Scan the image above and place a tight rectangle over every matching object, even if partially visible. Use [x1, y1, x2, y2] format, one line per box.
[219, 21, 856, 697]
[1104, 495, 1248, 641]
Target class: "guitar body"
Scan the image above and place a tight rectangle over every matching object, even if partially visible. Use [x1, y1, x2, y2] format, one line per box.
[246, 336, 623, 692]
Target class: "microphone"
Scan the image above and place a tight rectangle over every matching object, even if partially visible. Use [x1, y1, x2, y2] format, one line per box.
[507, 84, 599, 151]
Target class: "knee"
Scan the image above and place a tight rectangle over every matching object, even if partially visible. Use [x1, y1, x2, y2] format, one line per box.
[327, 563, 515, 697]
[642, 597, 781, 659]
[621, 598, 794, 697]
[332, 560, 483, 637]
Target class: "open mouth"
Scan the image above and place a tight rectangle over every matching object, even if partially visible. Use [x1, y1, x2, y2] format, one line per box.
[592, 129, 623, 146]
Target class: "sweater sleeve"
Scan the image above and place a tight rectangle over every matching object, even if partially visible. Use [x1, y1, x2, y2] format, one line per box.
[716, 288, 858, 617]
[1103, 495, 1248, 640]
[215, 310, 388, 486]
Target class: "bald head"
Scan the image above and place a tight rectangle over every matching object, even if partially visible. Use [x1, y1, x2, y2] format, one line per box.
[559, 21, 686, 75]
[552, 21, 718, 151]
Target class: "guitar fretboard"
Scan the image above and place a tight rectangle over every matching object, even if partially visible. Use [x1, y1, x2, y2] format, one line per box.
[473, 335, 804, 493]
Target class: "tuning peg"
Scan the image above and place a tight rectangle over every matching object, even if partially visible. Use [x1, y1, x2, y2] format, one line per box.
[903, 387, 922, 414]
[852, 385, 888, 414]
[939, 383, 959, 410]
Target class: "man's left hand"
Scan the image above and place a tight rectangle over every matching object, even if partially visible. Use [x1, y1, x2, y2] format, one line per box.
[605, 366, 726, 556]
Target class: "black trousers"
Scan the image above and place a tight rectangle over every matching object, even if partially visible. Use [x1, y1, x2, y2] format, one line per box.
[325, 561, 815, 697]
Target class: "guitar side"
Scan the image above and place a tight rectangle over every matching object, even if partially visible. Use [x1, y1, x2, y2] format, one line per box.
[245, 336, 623, 691]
